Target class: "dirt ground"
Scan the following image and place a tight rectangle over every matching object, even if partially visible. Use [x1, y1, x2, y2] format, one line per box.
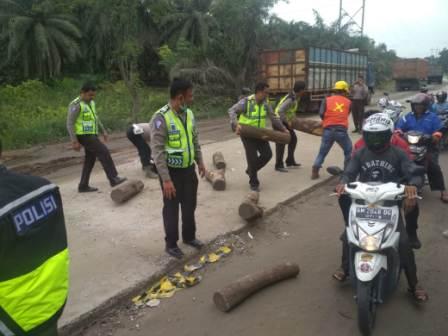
[79, 165, 448, 336]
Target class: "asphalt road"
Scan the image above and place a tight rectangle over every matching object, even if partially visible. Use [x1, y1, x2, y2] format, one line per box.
[81, 153, 448, 336]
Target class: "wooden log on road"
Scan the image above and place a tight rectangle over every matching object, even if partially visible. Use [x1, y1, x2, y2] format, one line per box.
[239, 124, 291, 144]
[213, 262, 300, 312]
[212, 151, 226, 170]
[290, 118, 323, 136]
[110, 179, 144, 204]
[205, 169, 226, 191]
[238, 191, 263, 220]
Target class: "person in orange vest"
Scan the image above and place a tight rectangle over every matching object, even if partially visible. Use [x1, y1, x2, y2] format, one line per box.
[311, 81, 353, 179]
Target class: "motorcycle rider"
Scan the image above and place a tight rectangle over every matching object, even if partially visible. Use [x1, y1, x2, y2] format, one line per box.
[433, 91, 448, 115]
[350, 110, 422, 249]
[333, 113, 428, 302]
[396, 93, 448, 203]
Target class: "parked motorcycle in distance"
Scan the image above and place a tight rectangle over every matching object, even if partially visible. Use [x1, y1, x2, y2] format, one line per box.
[378, 93, 404, 124]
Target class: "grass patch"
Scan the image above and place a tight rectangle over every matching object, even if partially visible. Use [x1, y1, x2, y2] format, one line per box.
[0, 79, 234, 150]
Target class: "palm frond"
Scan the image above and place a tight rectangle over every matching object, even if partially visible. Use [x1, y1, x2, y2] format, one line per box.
[47, 18, 82, 39]
[34, 22, 50, 61]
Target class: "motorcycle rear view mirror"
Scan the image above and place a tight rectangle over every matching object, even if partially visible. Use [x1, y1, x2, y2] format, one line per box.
[326, 166, 343, 176]
[383, 92, 389, 96]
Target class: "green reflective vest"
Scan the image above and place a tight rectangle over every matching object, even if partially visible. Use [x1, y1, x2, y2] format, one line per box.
[275, 93, 298, 122]
[238, 95, 267, 128]
[0, 172, 69, 335]
[72, 97, 98, 135]
[157, 105, 195, 168]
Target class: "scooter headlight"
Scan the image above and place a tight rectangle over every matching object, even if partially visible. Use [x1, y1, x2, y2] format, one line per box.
[407, 135, 420, 144]
[360, 235, 381, 251]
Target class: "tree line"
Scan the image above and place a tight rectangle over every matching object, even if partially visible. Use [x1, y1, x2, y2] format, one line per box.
[0, 0, 402, 114]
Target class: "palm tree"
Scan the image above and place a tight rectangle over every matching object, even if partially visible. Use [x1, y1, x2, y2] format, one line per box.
[0, 0, 82, 79]
[161, 0, 217, 50]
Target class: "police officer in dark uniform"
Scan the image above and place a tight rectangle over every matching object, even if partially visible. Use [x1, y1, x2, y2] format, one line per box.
[149, 79, 206, 259]
[0, 139, 70, 335]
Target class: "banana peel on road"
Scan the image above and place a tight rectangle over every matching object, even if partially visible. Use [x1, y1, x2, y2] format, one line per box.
[133, 245, 232, 307]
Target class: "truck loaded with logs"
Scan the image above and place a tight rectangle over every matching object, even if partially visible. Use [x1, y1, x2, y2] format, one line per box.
[257, 47, 373, 113]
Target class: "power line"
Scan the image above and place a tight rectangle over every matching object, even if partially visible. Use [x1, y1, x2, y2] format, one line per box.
[339, 0, 366, 36]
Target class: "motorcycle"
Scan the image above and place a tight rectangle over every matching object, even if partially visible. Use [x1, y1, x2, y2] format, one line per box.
[402, 131, 432, 165]
[378, 93, 404, 124]
[334, 181, 409, 336]
[439, 114, 448, 150]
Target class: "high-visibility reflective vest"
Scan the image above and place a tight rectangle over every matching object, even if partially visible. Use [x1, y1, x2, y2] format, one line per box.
[157, 105, 196, 168]
[275, 93, 298, 122]
[71, 97, 98, 135]
[322, 95, 351, 129]
[0, 167, 69, 335]
[238, 95, 267, 128]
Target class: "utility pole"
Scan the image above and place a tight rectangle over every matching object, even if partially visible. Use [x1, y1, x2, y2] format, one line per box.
[338, 0, 366, 36]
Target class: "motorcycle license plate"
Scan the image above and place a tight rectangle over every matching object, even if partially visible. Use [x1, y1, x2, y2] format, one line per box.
[356, 207, 392, 221]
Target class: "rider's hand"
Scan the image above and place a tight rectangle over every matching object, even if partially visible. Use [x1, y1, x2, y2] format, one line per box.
[335, 184, 345, 197]
[163, 180, 176, 200]
[103, 133, 109, 143]
[404, 185, 418, 200]
[432, 133, 441, 144]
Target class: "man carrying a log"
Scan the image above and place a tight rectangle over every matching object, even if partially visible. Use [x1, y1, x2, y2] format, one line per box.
[126, 123, 158, 179]
[311, 81, 353, 180]
[274, 80, 306, 172]
[228, 82, 287, 191]
[149, 78, 206, 259]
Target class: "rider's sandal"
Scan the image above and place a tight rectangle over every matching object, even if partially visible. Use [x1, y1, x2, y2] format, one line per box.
[332, 268, 347, 282]
[408, 286, 429, 302]
[440, 194, 448, 203]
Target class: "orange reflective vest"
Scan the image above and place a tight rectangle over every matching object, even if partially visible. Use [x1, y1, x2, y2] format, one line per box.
[322, 95, 351, 129]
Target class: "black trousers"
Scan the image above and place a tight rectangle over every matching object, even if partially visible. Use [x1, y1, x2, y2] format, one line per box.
[77, 135, 118, 187]
[351, 99, 365, 131]
[241, 136, 272, 188]
[160, 165, 198, 248]
[338, 195, 418, 288]
[126, 126, 152, 168]
[426, 151, 446, 191]
[275, 123, 298, 168]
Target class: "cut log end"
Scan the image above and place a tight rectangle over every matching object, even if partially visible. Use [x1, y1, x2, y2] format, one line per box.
[238, 201, 263, 220]
[110, 180, 144, 204]
[213, 262, 300, 313]
[212, 152, 227, 170]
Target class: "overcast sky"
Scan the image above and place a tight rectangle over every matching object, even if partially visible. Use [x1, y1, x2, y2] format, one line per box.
[273, 0, 447, 58]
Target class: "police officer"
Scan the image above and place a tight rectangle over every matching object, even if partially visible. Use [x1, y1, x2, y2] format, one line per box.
[126, 123, 158, 179]
[149, 79, 206, 259]
[228, 82, 286, 191]
[67, 82, 126, 192]
[0, 139, 70, 335]
[274, 80, 306, 172]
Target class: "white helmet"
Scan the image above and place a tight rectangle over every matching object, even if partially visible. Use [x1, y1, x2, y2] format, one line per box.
[378, 97, 388, 108]
[362, 113, 394, 152]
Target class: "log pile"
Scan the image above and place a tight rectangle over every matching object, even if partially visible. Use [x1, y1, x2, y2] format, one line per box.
[239, 124, 291, 144]
[238, 190, 263, 221]
[213, 262, 300, 312]
[110, 180, 144, 204]
[290, 118, 323, 136]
